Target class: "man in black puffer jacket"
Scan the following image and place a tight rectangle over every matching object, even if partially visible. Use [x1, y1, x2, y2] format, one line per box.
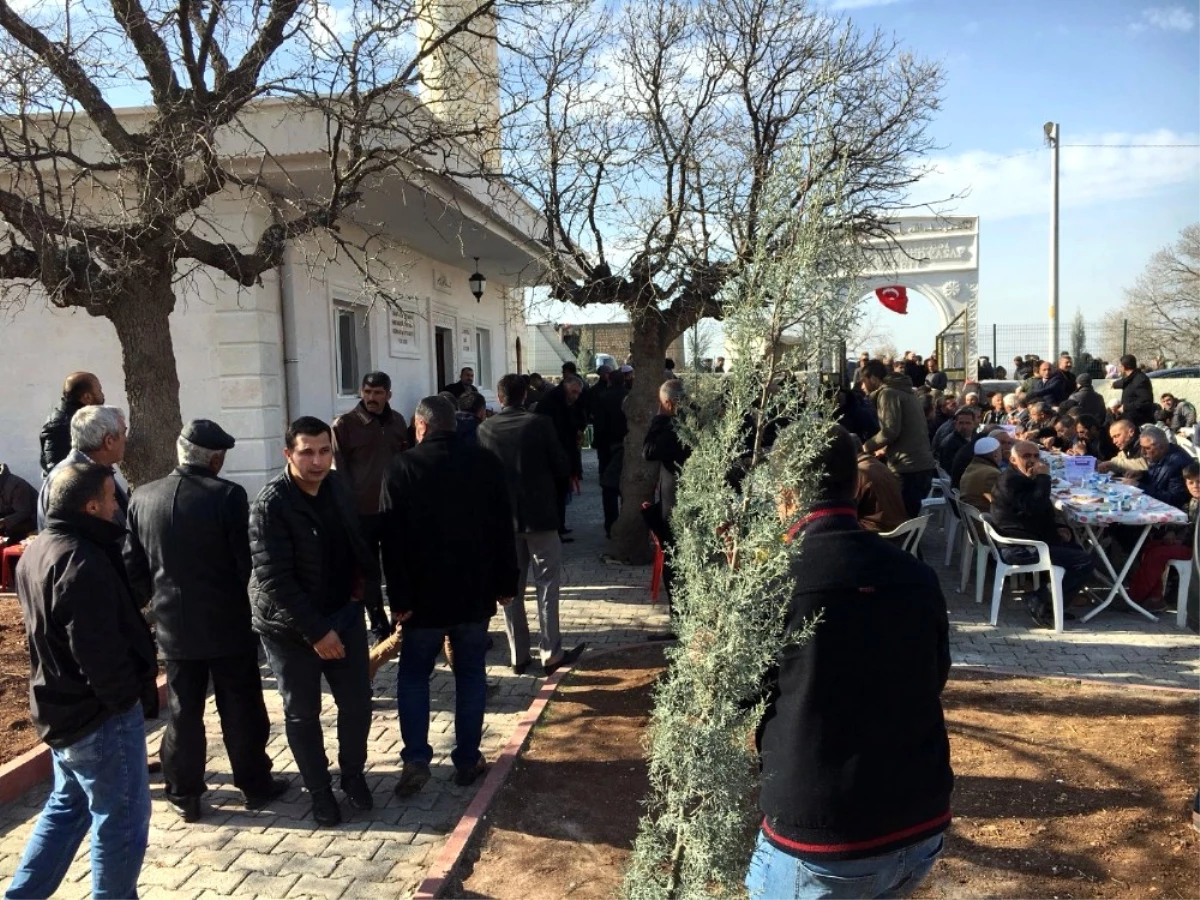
[10, 463, 157, 899]
[747, 425, 952, 900]
[38, 372, 105, 475]
[250, 417, 380, 827]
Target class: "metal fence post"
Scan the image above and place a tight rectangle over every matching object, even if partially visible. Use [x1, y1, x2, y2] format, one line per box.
[1122, 319, 1128, 356]
[992, 324, 997, 367]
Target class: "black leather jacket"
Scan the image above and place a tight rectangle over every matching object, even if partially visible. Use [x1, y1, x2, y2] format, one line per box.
[39, 399, 82, 475]
[249, 468, 378, 647]
[16, 512, 158, 748]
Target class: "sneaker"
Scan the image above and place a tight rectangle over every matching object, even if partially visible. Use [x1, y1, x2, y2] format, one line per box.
[393, 762, 431, 798]
[340, 772, 373, 810]
[243, 776, 290, 810]
[454, 758, 488, 787]
[310, 788, 341, 827]
[166, 794, 202, 823]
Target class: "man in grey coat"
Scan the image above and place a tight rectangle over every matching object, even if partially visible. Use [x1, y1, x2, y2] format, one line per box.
[478, 374, 583, 675]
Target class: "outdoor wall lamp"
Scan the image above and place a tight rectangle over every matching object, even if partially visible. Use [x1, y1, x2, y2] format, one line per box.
[469, 258, 486, 302]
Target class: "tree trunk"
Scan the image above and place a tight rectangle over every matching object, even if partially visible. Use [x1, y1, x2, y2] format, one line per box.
[106, 276, 183, 488]
[610, 311, 670, 564]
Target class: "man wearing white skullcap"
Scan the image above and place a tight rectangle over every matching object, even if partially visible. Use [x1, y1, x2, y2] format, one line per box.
[959, 436, 1003, 513]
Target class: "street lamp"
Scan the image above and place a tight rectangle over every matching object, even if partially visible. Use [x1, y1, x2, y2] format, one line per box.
[469, 258, 486, 302]
[1045, 121, 1059, 362]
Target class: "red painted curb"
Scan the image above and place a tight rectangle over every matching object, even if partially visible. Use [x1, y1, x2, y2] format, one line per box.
[413, 641, 662, 900]
[0, 674, 170, 805]
[952, 664, 1198, 694]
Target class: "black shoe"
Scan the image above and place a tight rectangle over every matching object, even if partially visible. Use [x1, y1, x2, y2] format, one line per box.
[340, 773, 373, 810]
[559, 528, 574, 535]
[486, 635, 495, 651]
[512, 658, 532, 676]
[394, 762, 431, 798]
[1024, 592, 1053, 628]
[645, 631, 678, 642]
[454, 758, 488, 787]
[167, 794, 202, 823]
[310, 788, 342, 826]
[244, 776, 290, 810]
[147, 758, 163, 775]
[560, 536, 575, 543]
[544, 643, 586, 677]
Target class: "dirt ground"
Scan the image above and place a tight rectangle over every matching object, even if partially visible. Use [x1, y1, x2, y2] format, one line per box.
[0, 596, 37, 765]
[453, 644, 664, 900]
[454, 652, 1199, 900]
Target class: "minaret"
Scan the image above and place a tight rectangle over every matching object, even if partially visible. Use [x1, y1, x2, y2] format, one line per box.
[416, 0, 501, 170]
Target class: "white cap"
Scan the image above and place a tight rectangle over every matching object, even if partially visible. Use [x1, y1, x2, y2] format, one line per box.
[618, 364, 634, 373]
[974, 436, 1001, 455]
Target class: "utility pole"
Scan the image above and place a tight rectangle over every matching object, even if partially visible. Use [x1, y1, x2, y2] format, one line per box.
[1044, 121, 1060, 363]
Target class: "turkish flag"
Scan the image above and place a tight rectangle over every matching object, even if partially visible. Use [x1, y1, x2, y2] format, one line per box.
[875, 285, 908, 315]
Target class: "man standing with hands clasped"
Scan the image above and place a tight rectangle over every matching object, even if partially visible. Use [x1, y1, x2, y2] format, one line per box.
[250, 417, 379, 827]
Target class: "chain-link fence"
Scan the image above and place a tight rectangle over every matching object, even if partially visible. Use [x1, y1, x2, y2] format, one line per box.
[980, 320, 1134, 378]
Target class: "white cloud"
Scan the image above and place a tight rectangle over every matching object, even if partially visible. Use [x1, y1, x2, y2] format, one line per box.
[909, 129, 1200, 221]
[1131, 6, 1197, 32]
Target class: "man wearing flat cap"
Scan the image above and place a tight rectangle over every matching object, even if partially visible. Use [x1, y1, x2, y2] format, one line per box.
[124, 420, 286, 823]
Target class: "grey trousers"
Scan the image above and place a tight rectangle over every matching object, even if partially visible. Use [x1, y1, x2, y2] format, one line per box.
[502, 531, 563, 665]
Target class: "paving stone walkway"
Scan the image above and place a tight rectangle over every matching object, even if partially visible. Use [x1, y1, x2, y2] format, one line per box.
[0, 450, 1194, 898]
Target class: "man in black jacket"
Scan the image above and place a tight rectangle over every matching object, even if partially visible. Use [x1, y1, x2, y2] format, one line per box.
[1026, 360, 1069, 407]
[1060, 373, 1106, 422]
[535, 376, 585, 536]
[1112, 355, 1155, 426]
[478, 375, 583, 676]
[124, 420, 286, 823]
[748, 425, 951, 900]
[0, 463, 37, 543]
[384, 396, 519, 799]
[990, 440, 1095, 626]
[250, 417, 380, 826]
[9, 463, 157, 899]
[38, 372, 105, 475]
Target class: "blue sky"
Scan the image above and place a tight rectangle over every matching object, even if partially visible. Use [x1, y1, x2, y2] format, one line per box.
[545, 0, 1200, 361]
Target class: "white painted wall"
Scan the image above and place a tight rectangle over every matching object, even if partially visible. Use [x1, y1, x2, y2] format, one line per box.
[0, 207, 522, 498]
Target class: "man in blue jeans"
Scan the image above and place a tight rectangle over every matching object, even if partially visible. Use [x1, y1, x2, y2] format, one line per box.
[748, 425, 952, 900]
[8, 463, 158, 899]
[383, 395, 518, 797]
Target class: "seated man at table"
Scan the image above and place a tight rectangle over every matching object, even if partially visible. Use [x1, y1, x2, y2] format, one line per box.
[990, 441, 1096, 627]
[959, 437, 1003, 513]
[852, 436, 907, 534]
[1069, 415, 1116, 462]
[0, 463, 37, 543]
[1097, 419, 1146, 477]
[1157, 394, 1197, 434]
[1124, 463, 1199, 611]
[1126, 428, 1191, 510]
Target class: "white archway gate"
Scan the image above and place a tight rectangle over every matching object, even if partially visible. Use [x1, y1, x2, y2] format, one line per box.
[861, 216, 979, 381]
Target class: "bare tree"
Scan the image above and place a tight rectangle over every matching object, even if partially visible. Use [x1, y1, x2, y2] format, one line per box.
[0, 0, 541, 483]
[1070, 309, 1086, 365]
[502, 0, 944, 559]
[684, 320, 715, 371]
[1106, 223, 1200, 366]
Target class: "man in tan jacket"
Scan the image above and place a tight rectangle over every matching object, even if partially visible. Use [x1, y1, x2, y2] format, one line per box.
[861, 359, 937, 518]
[852, 437, 907, 533]
[1097, 419, 1148, 477]
[959, 436, 1003, 513]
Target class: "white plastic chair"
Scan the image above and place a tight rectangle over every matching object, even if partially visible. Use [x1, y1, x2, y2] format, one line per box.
[880, 514, 932, 557]
[978, 517, 1068, 633]
[954, 499, 987, 595]
[1161, 564, 1190, 628]
[941, 480, 963, 568]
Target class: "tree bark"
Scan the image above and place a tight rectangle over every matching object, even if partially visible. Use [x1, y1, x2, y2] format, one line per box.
[610, 310, 670, 564]
[106, 276, 183, 488]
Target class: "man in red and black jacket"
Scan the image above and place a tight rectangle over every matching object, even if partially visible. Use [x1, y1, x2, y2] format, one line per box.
[748, 425, 952, 900]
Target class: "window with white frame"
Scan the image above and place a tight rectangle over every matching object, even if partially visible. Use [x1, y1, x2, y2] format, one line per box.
[334, 305, 371, 396]
[475, 327, 492, 390]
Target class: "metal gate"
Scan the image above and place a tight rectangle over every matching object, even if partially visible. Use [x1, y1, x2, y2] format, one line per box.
[936, 308, 969, 387]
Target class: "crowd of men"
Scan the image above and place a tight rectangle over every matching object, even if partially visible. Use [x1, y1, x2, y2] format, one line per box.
[0, 351, 1195, 899]
[842, 351, 1197, 626]
[2, 364, 620, 895]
